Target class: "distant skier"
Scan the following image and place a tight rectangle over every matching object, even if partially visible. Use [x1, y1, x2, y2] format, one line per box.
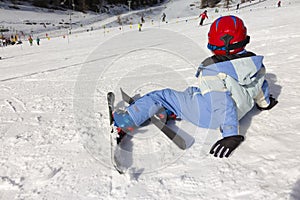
[236, 3, 240, 10]
[28, 36, 33, 46]
[36, 37, 40, 45]
[10, 35, 15, 45]
[161, 12, 166, 22]
[1, 38, 5, 46]
[199, 10, 208, 26]
[141, 15, 145, 23]
[138, 23, 142, 32]
[112, 15, 278, 158]
[277, 0, 281, 7]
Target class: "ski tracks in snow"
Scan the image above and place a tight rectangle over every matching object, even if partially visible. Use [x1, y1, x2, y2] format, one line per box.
[0, 67, 98, 199]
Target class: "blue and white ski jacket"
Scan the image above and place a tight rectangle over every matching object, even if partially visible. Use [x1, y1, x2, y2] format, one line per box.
[127, 52, 271, 137]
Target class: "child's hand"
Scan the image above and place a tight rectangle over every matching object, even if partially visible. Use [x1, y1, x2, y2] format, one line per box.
[257, 95, 278, 111]
[210, 135, 244, 158]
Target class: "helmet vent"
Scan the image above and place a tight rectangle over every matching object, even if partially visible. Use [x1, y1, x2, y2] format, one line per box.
[221, 34, 233, 55]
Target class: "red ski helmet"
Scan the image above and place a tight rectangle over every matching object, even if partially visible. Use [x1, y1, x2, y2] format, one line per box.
[207, 15, 250, 55]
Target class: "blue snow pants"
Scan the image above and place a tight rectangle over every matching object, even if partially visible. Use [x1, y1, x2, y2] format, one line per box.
[126, 87, 238, 137]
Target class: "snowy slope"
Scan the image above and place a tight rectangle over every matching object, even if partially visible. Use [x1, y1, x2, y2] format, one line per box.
[1, 0, 300, 199]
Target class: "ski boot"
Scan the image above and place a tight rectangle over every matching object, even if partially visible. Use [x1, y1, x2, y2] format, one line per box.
[157, 108, 177, 124]
[113, 110, 136, 144]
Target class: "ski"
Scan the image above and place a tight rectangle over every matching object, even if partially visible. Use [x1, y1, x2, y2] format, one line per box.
[120, 88, 187, 150]
[107, 92, 115, 127]
[107, 92, 125, 174]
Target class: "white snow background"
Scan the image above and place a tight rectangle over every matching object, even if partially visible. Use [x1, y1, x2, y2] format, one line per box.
[1, 0, 300, 199]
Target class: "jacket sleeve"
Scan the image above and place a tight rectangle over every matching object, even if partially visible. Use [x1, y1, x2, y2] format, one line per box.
[220, 91, 239, 138]
[209, 91, 239, 138]
[248, 63, 270, 108]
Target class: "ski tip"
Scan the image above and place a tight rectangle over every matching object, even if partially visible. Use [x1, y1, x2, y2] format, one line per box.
[106, 92, 115, 99]
[175, 140, 187, 150]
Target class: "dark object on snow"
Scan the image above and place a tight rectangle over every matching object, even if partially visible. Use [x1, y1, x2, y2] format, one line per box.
[161, 13, 166, 22]
[256, 95, 278, 111]
[277, 0, 281, 7]
[210, 135, 244, 158]
[0, 28, 9, 33]
[141, 15, 145, 23]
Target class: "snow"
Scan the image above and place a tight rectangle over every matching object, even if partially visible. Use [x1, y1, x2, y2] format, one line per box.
[1, 0, 300, 199]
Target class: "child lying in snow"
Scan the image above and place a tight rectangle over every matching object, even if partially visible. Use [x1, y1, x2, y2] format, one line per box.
[113, 15, 278, 158]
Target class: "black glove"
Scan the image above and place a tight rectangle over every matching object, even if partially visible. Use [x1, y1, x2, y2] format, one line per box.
[210, 135, 244, 158]
[257, 95, 278, 111]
